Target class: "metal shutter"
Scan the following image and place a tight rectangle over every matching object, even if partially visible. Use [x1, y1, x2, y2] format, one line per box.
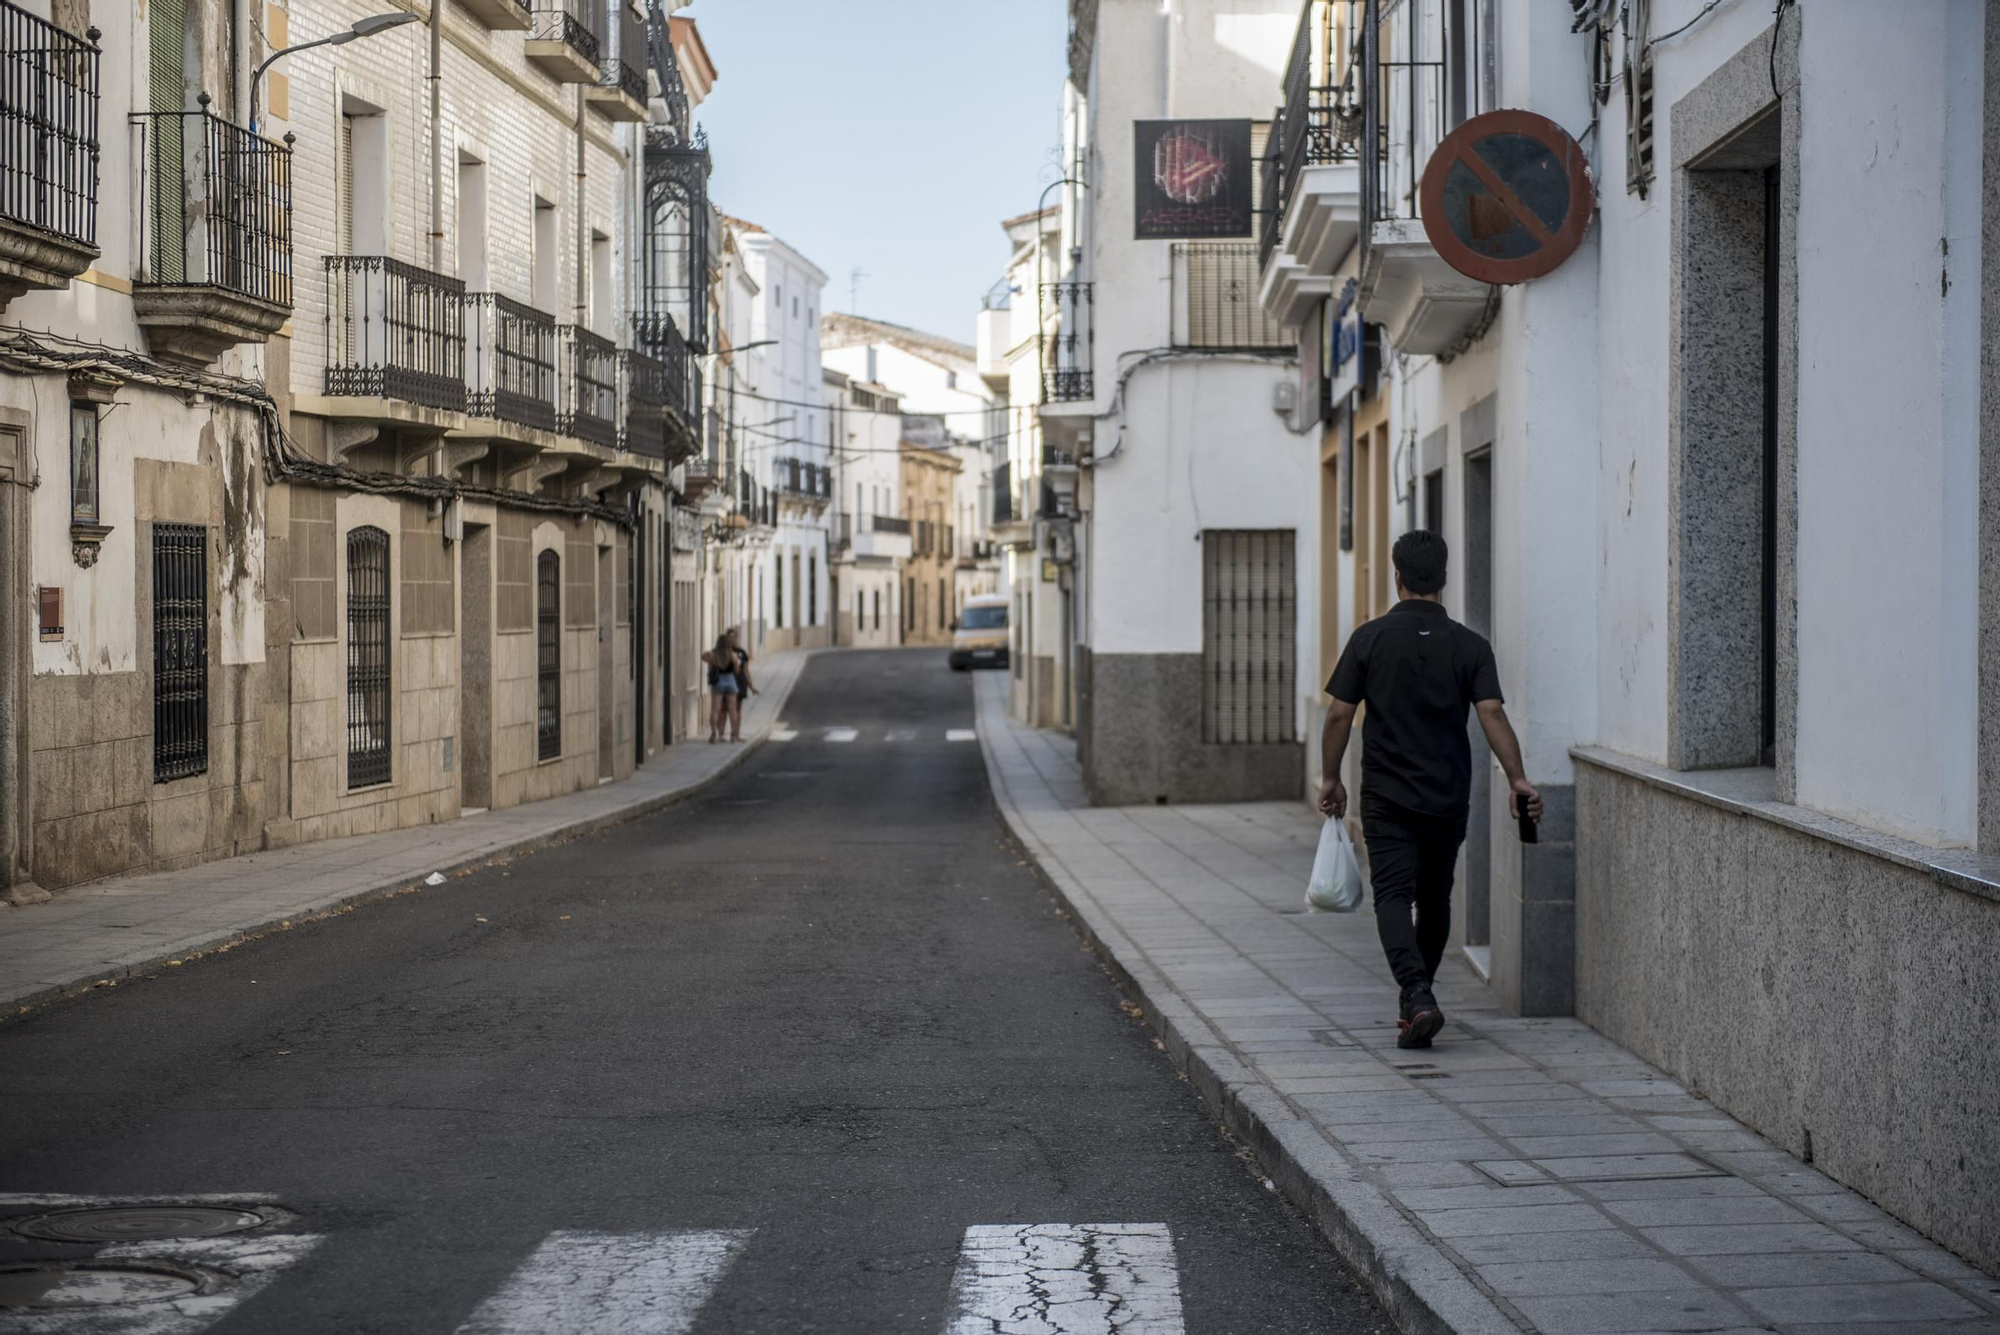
[1202, 530, 1297, 745]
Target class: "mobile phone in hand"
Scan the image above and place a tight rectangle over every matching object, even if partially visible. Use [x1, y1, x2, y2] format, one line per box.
[1517, 796, 1538, 845]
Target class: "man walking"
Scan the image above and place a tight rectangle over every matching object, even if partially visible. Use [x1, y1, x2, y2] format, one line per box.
[1317, 531, 1540, 1049]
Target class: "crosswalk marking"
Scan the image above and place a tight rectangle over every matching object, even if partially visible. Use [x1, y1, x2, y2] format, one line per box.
[771, 726, 799, 741]
[0, 1232, 322, 1335]
[885, 729, 918, 742]
[454, 1229, 752, 1335]
[946, 729, 977, 742]
[943, 1223, 1186, 1335]
[824, 728, 859, 742]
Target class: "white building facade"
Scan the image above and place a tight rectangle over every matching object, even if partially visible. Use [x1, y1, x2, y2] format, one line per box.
[1047, 0, 1320, 806]
[825, 368, 911, 648]
[1252, 0, 1999, 1274]
[0, 0, 711, 894]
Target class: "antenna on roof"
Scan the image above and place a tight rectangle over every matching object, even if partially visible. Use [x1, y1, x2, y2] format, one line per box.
[849, 266, 868, 313]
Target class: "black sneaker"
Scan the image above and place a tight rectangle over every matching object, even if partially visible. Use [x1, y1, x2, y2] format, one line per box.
[1399, 988, 1444, 1049]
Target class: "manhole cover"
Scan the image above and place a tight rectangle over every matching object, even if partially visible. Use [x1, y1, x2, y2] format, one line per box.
[13, 1205, 266, 1243]
[0, 1262, 202, 1308]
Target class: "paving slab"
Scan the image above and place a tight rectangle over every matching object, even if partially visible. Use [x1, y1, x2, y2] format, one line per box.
[973, 672, 2000, 1335]
[0, 651, 808, 1013]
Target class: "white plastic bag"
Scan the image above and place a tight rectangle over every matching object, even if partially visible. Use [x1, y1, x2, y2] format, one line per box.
[1306, 817, 1363, 912]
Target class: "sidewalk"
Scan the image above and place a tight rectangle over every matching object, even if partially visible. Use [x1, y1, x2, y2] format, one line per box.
[974, 673, 2000, 1335]
[0, 650, 809, 1014]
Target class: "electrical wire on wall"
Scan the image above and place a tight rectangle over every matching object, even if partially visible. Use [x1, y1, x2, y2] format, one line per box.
[0, 327, 641, 531]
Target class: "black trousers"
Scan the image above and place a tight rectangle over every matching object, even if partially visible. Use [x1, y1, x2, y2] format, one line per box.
[1360, 797, 1467, 997]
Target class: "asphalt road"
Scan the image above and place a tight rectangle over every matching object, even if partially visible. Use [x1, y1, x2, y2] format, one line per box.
[0, 648, 1390, 1334]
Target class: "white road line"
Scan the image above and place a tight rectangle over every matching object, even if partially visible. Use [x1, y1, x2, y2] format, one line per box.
[884, 729, 918, 743]
[454, 1229, 752, 1335]
[771, 726, 798, 741]
[824, 728, 859, 743]
[946, 729, 977, 742]
[2, 1233, 323, 1335]
[943, 1223, 1185, 1335]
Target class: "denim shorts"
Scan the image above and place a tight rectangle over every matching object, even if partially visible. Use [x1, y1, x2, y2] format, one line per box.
[713, 673, 739, 696]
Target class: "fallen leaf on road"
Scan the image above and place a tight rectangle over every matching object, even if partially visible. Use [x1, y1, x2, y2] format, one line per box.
[560, 915, 571, 920]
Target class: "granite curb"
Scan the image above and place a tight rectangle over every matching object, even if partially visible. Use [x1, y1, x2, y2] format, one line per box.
[3, 653, 811, 1019]
[974, 718, 1518, 1335]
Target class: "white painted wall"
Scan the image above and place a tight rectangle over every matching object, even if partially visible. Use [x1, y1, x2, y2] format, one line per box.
[1583, 0, 1983, 846]
[1070, 0, 1317, 737]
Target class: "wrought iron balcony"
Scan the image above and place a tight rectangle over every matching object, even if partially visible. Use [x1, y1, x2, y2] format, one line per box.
[324, 255, 466, 412]
[559, 325, 617, 449]
[466, 292, 558, 432]
[627, 313, 697, 461]
[586, 4, 647, 122]
[681, 454, 720, 501]
[130, 97, 292, 365]
[774, 457, 832, 501]
[526, 0, 601, 83]
[871, 514, 910, 536]
[622, 348, 667, 458]
[1356, 0, 1492, 356]
[0, 1, 99, 309]
[1038, 282, 1093, 403]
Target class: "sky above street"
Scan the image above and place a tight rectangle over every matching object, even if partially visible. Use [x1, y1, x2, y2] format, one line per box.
[684, 0, 1069, 348]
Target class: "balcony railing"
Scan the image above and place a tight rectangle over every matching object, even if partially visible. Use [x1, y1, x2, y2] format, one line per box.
[560, 325, 618, 448]
[132, 100, 292, 307]
[622, 348, 668, 458]
[606, 5, 645, 103]
[776, 456, 832, 499]
[1361, 0, 1464, 230]
[466, 292, 558, 431]
[871, 514, 910, 536]
[1038, 281, 1093, 403]
[325, 255, 466, 411]
[534, 0, 600, 65]
[1174, 243, 1290, 350]
[0, 1, 99, 248]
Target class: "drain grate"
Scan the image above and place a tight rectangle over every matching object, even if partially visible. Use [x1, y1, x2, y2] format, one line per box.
[12, 1205, 268, 1244]
[0, 1261, 205, 1308]
[1406, 1072, 1453, 1081]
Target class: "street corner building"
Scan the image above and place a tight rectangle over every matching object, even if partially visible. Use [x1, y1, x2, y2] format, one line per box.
[0, 0, 722, 895]
[995, 0, 2000, 1279]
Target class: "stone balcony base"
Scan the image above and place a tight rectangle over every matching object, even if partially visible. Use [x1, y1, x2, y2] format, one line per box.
[454, 0, 532, 29]
[584, 84, 646, 123]
[525, 38, 599, 84]
[132, 284, 290, 366]
[1359, 218, 1495, 357]
[0, 216, 98, 312]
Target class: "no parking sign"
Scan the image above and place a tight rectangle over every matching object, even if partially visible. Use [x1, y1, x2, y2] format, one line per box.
[1418, 110, 1596, 284]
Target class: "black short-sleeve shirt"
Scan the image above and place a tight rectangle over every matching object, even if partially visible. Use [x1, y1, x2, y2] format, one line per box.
[1325, 599, 1503, 817]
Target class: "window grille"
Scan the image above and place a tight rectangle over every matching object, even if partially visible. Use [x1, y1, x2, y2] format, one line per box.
[1201, 530, 1297, 745]
[152, 523, 208, 782]
[345, 526, 391, 787]
[537, 549, 562, 760]
[1173, 243, 1290, 349]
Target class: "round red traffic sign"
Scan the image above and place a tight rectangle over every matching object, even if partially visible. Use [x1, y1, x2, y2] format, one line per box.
[1418, 109, 1595, 284]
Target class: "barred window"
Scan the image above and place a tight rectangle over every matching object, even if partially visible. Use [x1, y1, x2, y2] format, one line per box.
[152, 523, 208, 782]
[537, 549, 561, 760]
[1201, 530, 1297, 744]
[346, 526, 392, 787]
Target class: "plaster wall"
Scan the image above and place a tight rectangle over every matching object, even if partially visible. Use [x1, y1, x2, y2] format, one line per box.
[1790, 4, 1981, 845]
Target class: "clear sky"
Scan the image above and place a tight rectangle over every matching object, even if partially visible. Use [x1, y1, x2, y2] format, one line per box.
[683, 0, 1070, 349]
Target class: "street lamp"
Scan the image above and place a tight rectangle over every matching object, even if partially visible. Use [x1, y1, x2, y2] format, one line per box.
[249, 12, 420, 134]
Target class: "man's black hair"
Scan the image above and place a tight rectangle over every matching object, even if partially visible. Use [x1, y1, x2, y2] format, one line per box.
[1393, 529, 1448, 596]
